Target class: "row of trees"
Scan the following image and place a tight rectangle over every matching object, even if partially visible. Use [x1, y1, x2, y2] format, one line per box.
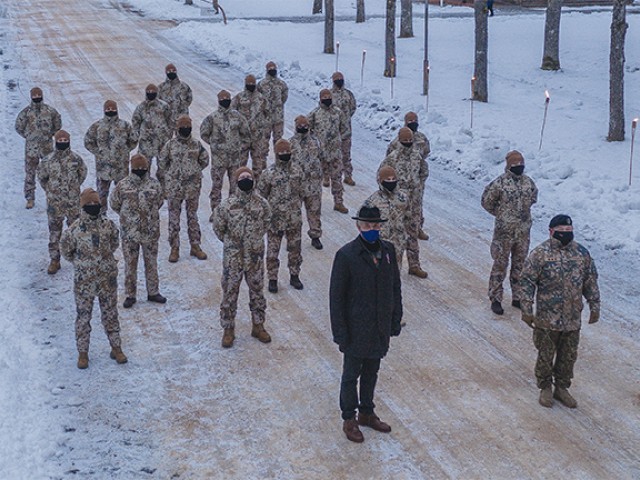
[315, 0, 631, 142]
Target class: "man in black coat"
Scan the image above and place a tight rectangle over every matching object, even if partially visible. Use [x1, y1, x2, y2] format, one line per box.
[330, 205, 403, 443]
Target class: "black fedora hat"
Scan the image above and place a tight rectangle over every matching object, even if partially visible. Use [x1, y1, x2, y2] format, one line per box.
[352, 205, 388, 223]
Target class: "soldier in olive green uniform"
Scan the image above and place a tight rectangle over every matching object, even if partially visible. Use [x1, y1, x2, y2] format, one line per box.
[257, 61, 288, 150]
[158, 63, 193, 130]
[131, 84, 172, 165]
[330, 72, 357, 186]
[521, 214, 600, 409]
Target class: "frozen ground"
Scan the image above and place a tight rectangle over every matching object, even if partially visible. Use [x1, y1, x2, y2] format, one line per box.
[1, 0, 639, 478]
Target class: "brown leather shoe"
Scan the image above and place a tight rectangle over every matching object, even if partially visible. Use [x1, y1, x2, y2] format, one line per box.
[222, 328, 235, 348]
[168, 247, 179, 263]
[554, 386, 577, 408]
[343, 176, 355, 186]
[418, 229, 429, 241]
[110, 347, 128, 364]
[408, 266, 428, 279]
[333, 203, 348, 214]
[357, 412, 391, 433]
[47, 259, 61, 275]
[190, 244, 207, 260]
[77, 352, 89, 369]
[251, 323, 272, 343]
[343, 418, 364, 443]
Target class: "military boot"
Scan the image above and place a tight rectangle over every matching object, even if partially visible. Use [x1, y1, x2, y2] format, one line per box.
[311, 238, 323, 250]
[322, 176, 330, 188]
[538, 386, 553, 408]
[290, 275, 304, 290]
[190, 244, 207, 260]
[47, 259, 61, 275]
[268, 279, 278, 293]
[251, 323, 272, 343]
[408, 266, 428, 279]
[418, 229, 429, 241]
[169, 247, 179, 263]
[77, 352, 89, 369]
[26, 199, 34, 209]
[110, 347, 128, 364]
[333, 203, 348, 214]
[491, 300, 504, 315]
[554, 387, 577, 408]
[123, 297, 136, 308]
[147, 294, 167, 304]
[343, 176, 355, 186]
[221, 328, 235, 348]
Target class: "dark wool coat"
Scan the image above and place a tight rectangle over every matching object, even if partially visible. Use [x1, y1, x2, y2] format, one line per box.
[330, 236, 403, 359]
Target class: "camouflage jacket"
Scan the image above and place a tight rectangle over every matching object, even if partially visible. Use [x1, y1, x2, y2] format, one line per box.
[230, 89, 270, 141]
[330, 86, 356, 136]
[200, 107, 251, 155]
[110, 173, 164, 244]
[15, 102, 62, 157]
[60, 212, 119, 296]
[289, 132, 324, 197]
[131, 99, 172, 147]
[37, 149, 88, 209]
[308, 104, 347, 151]
[84, 115, 138, 182]
[257, 76, 288, 123]
[158, 78, 193, 127]
[387, 130, 431, 160]
[213, 190, 271, 270]
[481, 171, 538, 235]
[157, 135, 210, 199]
[365, 185, 411, 251]
[521, 238, 600, 331]
[379, 146, 428, 196]
[258, 159, 303, 231]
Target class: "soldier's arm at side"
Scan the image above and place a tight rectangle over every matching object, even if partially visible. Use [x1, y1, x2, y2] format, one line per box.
[37, 160, 49, 191]
[212, 203, 227, 241]
[185, 84, 193, 108]
[582, 252, 601, 322]
[531, 179, 539, 205]
[109, 183, 122, 213]
[109, 220, 120, 254]
[131, 105, 143, 134]
[15, 109, 27, 137]
[420, 158, 429, 182]
[78, 156, 88, 185]
[520, 252, 541, 318]
[480, 180, 499, 216]
[198, 143, 210, 170]
[60, 228, 76, 262]
[126, 122, 139, 149]
[281, 80, 289, 104]
[83, 123, 98, 154]
[51, 108, 62, 135]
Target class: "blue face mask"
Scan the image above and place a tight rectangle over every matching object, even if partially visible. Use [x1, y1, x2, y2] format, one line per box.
[361, 230, 380, 243]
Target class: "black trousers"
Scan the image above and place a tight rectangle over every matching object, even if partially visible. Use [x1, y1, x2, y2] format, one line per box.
[339, 354, 381, 420]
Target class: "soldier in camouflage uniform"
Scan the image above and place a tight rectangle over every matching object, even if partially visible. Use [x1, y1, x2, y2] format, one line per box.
[213, 167, 272, 348]
[60, 188, 127, 369]
[481, 150, 538, 315]
[330, 72, 357, 186]
[387, 112, 431, 240]
[257, 61, 288, 150]
[131, 84, 172, 165]
[200, 89, 251, 220]
[37, 130, 88, 275]
[520, 214, 600, 409]
[110, 154, 166, 309]
[231, 74, 270, 180]
[258, 139, 305, 293]
[364, 166, 410, 267]
[158, 115, 210, 262]
[84, 100, 138, 212]
[379, 127, 428, 278]
[308, 89, 348, 214]
[158, 63, 193, 130]
[15, 87, 62, 209]
[289, 115, 323, 250]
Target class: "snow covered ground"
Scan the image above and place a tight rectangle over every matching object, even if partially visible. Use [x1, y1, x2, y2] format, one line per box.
[1, 0, 639, 478]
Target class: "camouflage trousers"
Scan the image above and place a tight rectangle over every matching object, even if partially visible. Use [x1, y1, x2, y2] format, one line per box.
[47, 205, 79, 261]
[24, 154, 40, 201]
[266, 120, 284, 151]
[488, 231, 530, 303]
[405, 197, 422, 270]
[122, 239, 159, 298]
[75, 287, 121, 353]
[302, 190, 322, 239]
[242, 135, 269, 180]
[533, 328, 580, 389]
[210, 158, 240, 213]
[389, 239, 406, 269]
[220, 263, 266, 329]
[321, 150, 344, 204]
[266, 226, 302, 280]
[168, 196, 201, 248]
[341, 135, 353, 178]
[97, 178, 117, 212]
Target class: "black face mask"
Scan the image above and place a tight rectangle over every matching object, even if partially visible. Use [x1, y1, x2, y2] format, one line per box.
[219, 99, 231, 109]
[178, 127, 192, 138]
[321, 98, 332, 107]
[407, 122, 419, 132]
[382, 180, 397, 192]
[104, 110, 118, 118]
[296, 127, 309, 134]
[400, 141, 413, 149]
[510, 165, 525, 176]
[246, 84, 256, 92]
[32, 97, 43, 104]
[553, 231, 574, 246]
[278, 153, 291, 162]
[237, 178, 254, 192]
[166, 72, 178, 80]
[83, 204, 101, 217]
[333, 79, 344, 88]
[146, 92, 157, 101]
[56, 142, 70, 151]
[267, 69, 277, 77]
[132, 169, 147, 178]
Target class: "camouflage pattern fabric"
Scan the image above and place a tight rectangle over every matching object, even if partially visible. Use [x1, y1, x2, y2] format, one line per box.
[213, 189, 271, 329]
[331, 85, 356, 177]
[481, 170, 538, 303]
[290, 130, 323, 239]
[533, 328, 580, 389]
[131, 98, 172, 163]
[231, 89, 270, 177]
[121, 240, 159, 297]
[257, 75, 288, 148]
[158, 78, 193, 128]
[15, 101, 62, 200]
[365, 186, 411, 266]
[167, 197, 202, 248]
[157, 135, 210, 200]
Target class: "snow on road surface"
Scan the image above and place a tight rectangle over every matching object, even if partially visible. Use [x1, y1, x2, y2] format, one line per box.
[1, 0, 639, 478]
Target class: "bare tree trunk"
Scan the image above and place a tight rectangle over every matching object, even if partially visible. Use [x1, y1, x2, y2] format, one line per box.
[399, 0, 413, 38]
[541, 0, 562, 70]
[473, 0, 488, 102]
[423, 0, 429, 95]
[356, 0, 365, 23]
[313, 0, 322, 15]
[608, 0, 628, 141]
[324, 0, 335, 54]
[384, 0, 397, 77]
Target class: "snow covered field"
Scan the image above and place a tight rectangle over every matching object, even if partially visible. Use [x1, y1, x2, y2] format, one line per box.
[1, 0, 639, 478]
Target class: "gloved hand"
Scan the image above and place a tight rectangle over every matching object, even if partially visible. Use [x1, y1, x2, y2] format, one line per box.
[589, 310, 600, 324]
[521, 313, 535, 328]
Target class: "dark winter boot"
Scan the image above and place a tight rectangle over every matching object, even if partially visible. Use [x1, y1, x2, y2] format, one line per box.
[47, 259, 61, 275]
[123, 297, 136, 309]
[190, 244, 207, 260]
[168, 247, 179, 263]
[222, 328, 235, 348]
[268, 279, 278, 293]
[491, 300, 504, 315]
[311, 238, 323, 250]
[511, 299, 521, 309]
[408, 266, 428, 279]
[357, 412, 392, 433]
[77, 352, 89, 370]
[289, 275, 304, 290]
[418, 229, 429, 241]
[343, 418, 364, 443]
[251, 323, 272, 343]
[554, 387, 577, 408]
[110, 347, 128, 364]
[147, 294, 167, 304]
[343, 176, 355, 186]
[322, 176, 330, 188]
[539, 386, 553, 408]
